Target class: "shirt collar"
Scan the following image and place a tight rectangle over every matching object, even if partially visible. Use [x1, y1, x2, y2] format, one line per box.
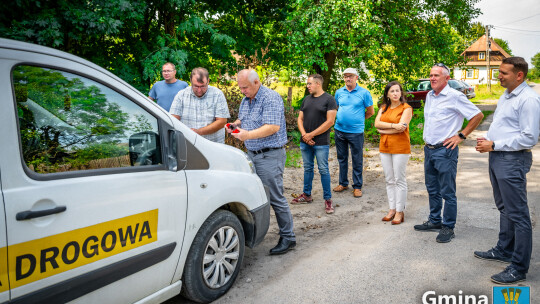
[429, 83, 450, 97]
[248, 85, 265, 103]
[504, 81, 528, 99]
[344, 84, 359, 92]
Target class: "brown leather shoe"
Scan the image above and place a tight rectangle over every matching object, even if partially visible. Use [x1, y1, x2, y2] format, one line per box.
[353, 189, 362, 197]
[391, 212, 404, 225]
[382, 211, 396, 221]
[333, 185, 349, 192]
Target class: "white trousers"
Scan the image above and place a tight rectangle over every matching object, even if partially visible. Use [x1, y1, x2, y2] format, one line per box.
[380, 153, 409, 212]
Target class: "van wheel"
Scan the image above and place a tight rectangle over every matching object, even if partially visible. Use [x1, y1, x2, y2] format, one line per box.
[182, 210, 245, 303]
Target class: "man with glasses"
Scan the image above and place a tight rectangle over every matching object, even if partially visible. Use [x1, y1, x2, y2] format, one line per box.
[292, 74, 337, 214]
[170, 67, 229, 143]
[414, 63, 483, 243]
[148, 62, 188, 111]
[333, 68, 374, 198]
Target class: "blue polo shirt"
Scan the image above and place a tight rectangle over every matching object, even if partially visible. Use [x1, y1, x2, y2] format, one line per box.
[334, 84, 373, 133]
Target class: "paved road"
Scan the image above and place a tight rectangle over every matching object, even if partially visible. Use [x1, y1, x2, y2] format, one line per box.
[173, 83, 540, 304]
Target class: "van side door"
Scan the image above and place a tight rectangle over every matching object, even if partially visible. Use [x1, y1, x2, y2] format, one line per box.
[1, 58, 187, 303]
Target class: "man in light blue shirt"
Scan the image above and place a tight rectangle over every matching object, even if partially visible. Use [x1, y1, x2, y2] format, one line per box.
[333, 68, 374, 198]
[475, 57, 540, 285]
[414, 63, 483, 243]
[148, 62, 188, 111]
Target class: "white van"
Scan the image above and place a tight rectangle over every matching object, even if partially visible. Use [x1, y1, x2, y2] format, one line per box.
[0, 38, 270, 303]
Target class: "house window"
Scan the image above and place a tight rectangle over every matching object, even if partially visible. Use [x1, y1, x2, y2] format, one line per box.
[491, 69, 499, 79]
[478, 52, 485, 60]
[466, 69, 475, 78]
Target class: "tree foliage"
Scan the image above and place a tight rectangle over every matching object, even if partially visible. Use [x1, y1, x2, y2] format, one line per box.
[2, 0, 482, 95]
[285, 0, 481, 92]
[494, 38, 512, 56]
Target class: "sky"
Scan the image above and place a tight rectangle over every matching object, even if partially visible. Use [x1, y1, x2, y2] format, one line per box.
[473, 0, 540, 67]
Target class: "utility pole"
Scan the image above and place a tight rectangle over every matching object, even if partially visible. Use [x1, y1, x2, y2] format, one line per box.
[485, 25, 492, 92]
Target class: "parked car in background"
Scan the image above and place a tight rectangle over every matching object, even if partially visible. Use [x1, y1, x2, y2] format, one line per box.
[457, 80, 476, 99]
[405, 78, 475, 108]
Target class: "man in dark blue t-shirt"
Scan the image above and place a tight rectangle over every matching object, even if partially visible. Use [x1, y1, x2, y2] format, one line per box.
[292, 74, 337, 214]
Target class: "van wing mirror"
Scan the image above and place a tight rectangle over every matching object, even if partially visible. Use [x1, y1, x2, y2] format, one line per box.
[129, 131, 161, 166]
[169, 130, 187, 171]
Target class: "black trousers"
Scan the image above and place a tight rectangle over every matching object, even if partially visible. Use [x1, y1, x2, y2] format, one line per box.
[489, 150, 533, 273]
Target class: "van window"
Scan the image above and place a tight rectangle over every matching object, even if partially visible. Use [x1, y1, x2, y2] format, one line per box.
[13, 65, 161, 174]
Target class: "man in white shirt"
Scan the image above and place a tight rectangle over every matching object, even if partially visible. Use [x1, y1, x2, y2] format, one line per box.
[413, 63, 483, 243]
[474, 57, 540, 284]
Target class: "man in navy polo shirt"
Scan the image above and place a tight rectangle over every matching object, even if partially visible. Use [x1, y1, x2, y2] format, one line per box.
[333, 68, 374, 198]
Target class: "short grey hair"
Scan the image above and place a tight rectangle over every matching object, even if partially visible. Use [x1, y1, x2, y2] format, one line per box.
[238, 69, 260, 84]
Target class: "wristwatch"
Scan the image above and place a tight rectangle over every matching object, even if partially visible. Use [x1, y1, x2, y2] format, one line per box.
[458, 132, 466, 140]
[492, 142, 495, 151]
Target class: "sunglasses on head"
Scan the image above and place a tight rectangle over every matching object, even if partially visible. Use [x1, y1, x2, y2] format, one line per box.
[434, 63, 450, 73]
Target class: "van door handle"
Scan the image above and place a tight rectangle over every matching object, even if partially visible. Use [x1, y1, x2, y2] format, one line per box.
[16, 206, 67, 221]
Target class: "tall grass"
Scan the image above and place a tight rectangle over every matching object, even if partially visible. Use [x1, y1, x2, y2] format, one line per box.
[470, 84, 505, 103]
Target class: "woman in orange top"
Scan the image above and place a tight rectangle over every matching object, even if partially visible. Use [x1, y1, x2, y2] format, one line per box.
[374, 81, 413, 225]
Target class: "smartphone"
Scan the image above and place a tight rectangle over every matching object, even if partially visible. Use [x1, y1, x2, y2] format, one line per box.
[226, 123, 240, 133]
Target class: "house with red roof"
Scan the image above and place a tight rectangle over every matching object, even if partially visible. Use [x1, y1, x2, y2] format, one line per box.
[453, 35, 511, 85]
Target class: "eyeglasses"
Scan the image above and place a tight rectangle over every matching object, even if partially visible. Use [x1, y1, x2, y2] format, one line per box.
[343, 75, 357, 79]
[162, 70, 175, 73]
[192, 84, 208, 90]
[434, 63, 450, 73]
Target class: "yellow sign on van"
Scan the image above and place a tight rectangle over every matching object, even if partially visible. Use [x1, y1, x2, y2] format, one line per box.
[0, 247, 8, 293]
[7, 209, 158, 289]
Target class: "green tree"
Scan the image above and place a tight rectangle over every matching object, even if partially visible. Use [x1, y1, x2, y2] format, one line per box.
[285, 0, 480, 92]
[0, 0, 239, 92]
[530, 51, 540, 81]
[494, 38, 512, 56]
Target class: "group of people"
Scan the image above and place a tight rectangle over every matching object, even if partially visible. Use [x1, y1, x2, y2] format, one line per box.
[149, 57, 539, 285]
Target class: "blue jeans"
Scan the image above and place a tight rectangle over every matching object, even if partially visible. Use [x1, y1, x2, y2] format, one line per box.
[335, 130, 364, 189]
[490, 151, 533, 273]
[424, 145, 458, 229]
[300, 142, 331, 200]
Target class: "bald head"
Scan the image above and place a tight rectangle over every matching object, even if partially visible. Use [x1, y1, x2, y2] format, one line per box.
[237, 69, 261, 99]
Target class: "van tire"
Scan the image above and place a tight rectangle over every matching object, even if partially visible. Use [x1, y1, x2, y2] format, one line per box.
[182, 210, 245, 303]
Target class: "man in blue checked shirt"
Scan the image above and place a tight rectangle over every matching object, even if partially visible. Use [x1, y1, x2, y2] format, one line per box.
[226, 69, 296, 255]
[475, 57, 540, 285]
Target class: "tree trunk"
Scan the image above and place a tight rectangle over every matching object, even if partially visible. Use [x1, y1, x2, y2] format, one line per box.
[312, 51, 337, 93]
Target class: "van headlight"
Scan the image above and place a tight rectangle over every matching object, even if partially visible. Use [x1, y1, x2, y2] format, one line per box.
[242, 152, 256, 174]
[248, 160, 256, 174]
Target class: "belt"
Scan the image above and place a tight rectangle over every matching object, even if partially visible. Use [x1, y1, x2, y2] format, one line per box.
[493, 149, 532, 153]
[425, 143, 445, 149]
[250, 147, 283, 155]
